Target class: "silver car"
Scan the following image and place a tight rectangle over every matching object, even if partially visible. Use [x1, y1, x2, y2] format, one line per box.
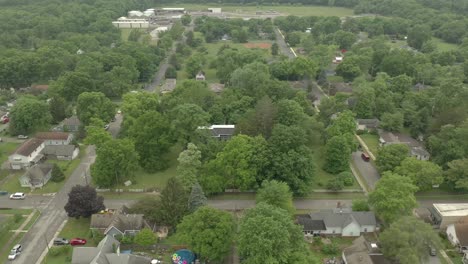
[9, 193, 26, 200]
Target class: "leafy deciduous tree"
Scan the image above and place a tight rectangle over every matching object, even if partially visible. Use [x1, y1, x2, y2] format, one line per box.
[376, 144, 410, 172]
[395, 157, 443, 191]
[134, 227, 157, 246]
[64, 185, 105, 219]
[256, 180, 294, 215]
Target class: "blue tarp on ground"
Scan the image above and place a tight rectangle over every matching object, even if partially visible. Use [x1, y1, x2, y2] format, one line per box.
[172, 249, 195, 264]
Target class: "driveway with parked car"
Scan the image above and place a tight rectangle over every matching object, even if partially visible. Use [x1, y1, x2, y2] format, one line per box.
[352, 151, 381, 191]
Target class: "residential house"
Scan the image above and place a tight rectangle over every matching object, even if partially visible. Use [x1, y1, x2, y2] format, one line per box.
[209, 83, 224, 94]
[333, 56, 343, 63]
[195, 71, 206, 81]
[297, 208, 377, 237]
[36, 132, 73, 145]
[447, 223, 468, 253]
[356, 119, 380, 132]
[71, 235, 150, 264]
[90, 208, 145, 237]
[197, 125, 236, 140]
[62, 116, 82, 132]
[9, 139, 45, 170]
[378, 130, 430, 160]
[342, 236, 392, 264]
[431, 204, 468, 230]
[19, 163, 54, 188]
[330, 82, 353, 95]
[42, 145, 79, 160]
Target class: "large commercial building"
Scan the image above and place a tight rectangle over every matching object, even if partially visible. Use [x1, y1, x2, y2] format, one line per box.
[430, 204, 468, 229]
[112, 17, 149, 28]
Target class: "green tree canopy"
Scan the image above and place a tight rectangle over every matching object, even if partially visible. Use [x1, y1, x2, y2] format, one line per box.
[369, 172, 418, 223]
[128, 111, 174, 172]
[395, 157, 443, 191]
[158, 177, 189, 229]
[445, 158, 468, 191]
[324, 135, 352, 174]
[170, 104, 210, 144]
[176, 206, 234, 262]
[188, 183, 207, 212]
[177, 143, 202, 189]
[9, 96, 51, 135]
[76, 92, 115, 126]
[238, 203, 319, 264]
[380, 216, 441, 264]
[134, 228, 157, 246]
[376, 144, 410, 172]
[256, 180, 294, 215]
[91, 139, 139, 187]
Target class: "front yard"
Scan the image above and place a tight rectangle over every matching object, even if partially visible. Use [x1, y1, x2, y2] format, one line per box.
[43, 217, 98, 264]
[0, 146, 84, 194]
[359, 133, 380, 156]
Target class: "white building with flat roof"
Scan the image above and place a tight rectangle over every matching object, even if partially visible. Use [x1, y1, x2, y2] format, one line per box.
[112, 18, 149, 28]
[430, 204, 468, 229]
[208, 8, 222, 13]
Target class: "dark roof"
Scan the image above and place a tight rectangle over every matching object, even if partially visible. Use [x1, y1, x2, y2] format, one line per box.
[106, 214, 144, 234]
[36, 132, 71, 140]
[309, 209, 376, 228]
[63, 116, 81, 126]
[15, 139, 44, 156]
[23, 163, 53, 185]
[91, 212, 116, 229]
[296, 215, 326, 231]
[357, 119, 380, 129]
[43, 145, 76, 157]
[456, 224, 468, 246]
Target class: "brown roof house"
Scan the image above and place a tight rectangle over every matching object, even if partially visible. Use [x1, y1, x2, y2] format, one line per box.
[356, 119, 380, 132]
[42, 145, 79, 161]
[447, 223, 468, 253]
[19, 163, 54, 189]
[342, 236, 392, 264]
[90, 208, 146, 237]
[36, 132, 73, 145]
[72, 235, 150, 264]
[9, 139, 45, 170]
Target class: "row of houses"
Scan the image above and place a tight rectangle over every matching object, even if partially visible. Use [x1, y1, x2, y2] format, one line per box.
[8, 131, 79, 189]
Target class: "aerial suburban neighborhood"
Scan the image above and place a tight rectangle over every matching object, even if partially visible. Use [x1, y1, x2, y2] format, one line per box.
[0, 0, 468, 264]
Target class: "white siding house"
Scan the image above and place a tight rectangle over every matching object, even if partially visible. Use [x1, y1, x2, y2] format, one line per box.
[9, 139, 45, 170]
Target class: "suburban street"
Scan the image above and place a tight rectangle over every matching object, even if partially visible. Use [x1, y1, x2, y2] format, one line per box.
[8, 146, 96, 264]
[351, 151, 381, 190]
[107, 112, 123, 138]
[274, 27, 296, 59]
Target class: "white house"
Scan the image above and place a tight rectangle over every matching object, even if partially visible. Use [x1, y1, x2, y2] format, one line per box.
[298, 208, 377, 237]
[9, 139, 45, 170]
[447, 223, 468, 253]
[35, 132, 73, 145]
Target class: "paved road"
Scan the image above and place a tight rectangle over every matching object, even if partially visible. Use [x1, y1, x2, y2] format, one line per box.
[108, 113, 123, 138]
[274, 28, 296, 59]
[8, 146, 96, 264]
[352, 151, 381, 191]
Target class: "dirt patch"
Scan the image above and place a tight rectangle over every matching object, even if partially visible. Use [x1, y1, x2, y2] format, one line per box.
[243, 42, 271, 49]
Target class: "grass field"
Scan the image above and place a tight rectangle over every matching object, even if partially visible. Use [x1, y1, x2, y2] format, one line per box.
[359, 133, 380, 155]
[154, 4, 354, 17]
[388, 38, 458, 52]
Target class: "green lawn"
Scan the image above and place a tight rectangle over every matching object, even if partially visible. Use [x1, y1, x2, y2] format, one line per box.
[154, 4, 354, 17]
[310, 145, 361, 190]
[433, 37, 458, 51]
[111, 145, 181, 192]
[359, 133, 380, 155]
[42, 218, 96, 263]
[0, 142, 20, 182]
[0, 208, 33, 214]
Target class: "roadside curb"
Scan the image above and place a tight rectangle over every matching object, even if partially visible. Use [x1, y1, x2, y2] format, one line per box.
[349, 162, 370, 195]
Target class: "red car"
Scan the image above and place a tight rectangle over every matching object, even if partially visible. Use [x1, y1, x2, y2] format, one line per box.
[361, 152, 370, 162]
[70, 238, 87, 246]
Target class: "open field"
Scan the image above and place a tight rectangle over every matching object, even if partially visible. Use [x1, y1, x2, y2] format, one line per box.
[154, 4, 354, 17]
[388, 38, 458, 52]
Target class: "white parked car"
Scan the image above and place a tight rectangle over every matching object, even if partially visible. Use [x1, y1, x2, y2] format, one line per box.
[8, 244, 22, 260]
[9, 193, 25, 200]
[17, 135, 28, 139]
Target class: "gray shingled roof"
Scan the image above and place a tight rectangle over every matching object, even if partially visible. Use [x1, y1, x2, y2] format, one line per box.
[296, 215, 326, 231]
[309, 209, 376, 229]
[43, 145, 76, 157]
[22, 163, 53, 186]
